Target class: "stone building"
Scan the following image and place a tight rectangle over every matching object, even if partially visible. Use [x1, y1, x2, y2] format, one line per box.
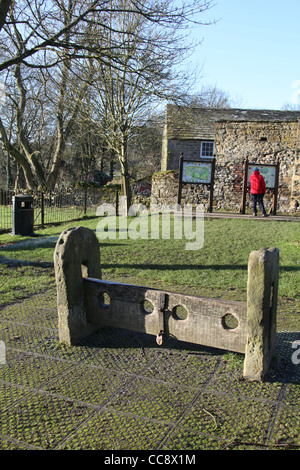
[156, 104, 300, 212]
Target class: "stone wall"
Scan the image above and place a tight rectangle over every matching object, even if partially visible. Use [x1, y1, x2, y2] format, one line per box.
[151, 170, 211, 208]
[155, 119, 300, 213]
[214, 119, 300, 212]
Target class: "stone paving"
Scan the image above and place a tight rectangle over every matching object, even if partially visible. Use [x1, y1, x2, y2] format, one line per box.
[0, 288, 299, 451]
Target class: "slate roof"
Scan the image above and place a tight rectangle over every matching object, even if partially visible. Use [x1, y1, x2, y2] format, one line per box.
[165, 104, 300, 140]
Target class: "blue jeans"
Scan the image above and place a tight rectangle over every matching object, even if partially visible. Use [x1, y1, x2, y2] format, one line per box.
[251, 194, 266, 215]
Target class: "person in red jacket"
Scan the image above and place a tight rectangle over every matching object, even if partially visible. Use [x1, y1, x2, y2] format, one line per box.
[249, 167, 267, 216]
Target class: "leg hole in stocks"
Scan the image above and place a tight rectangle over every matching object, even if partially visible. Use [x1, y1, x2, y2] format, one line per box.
[172, 305, 188, 321]
[221, 313, 239, 330]
[141, 300, 154, 314]
[98, 292, 111, 308]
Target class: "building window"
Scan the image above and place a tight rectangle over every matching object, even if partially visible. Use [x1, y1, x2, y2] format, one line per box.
[200, 141, 214, 159]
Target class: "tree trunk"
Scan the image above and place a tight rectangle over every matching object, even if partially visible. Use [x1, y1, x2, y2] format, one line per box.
[119, 136, 131, 209]
[46, 142, 65, 191]
[120, 160, 131, 210]
[6, 152, 12, 189]
[0, 0, 12, 32]
[0, 118, 35, 189]
[14, 63, 46, 188]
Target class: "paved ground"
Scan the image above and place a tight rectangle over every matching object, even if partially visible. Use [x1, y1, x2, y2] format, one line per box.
[0, 214, 299, 452]
[0, 287, 299, 451]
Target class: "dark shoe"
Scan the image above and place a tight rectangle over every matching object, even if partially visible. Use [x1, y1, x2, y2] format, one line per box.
[263, 214, 268, 217]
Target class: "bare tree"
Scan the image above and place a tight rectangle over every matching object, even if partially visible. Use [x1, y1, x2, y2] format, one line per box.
[185, 84, 232, 108]
[81, 0, 214, 203]
[128, 111, 164, 179]
[0, 0, 215, 190]
[282, 103, 300, 110]
[0, 0, 91, 189]
[0, 0, 215, 72]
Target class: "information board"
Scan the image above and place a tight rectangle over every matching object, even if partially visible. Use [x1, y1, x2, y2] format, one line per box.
[248, 164, 276, 189]
[182, 161, 213, 184]
[240, 157, 279, 215]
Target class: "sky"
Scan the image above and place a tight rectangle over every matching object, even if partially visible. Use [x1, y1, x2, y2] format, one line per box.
[188, 0, 300, 110]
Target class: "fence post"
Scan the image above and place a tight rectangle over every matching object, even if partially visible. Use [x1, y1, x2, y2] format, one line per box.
[177, 153, 184, 205]
[84, 188, 87, 215]
[41, 191, 45, 227]
[243, 247, 279, 381]
[240, 156, 248, 214]
[115, 190, 119, 216]
[208, 157, 215, 213]
[270, 157, 280, 215]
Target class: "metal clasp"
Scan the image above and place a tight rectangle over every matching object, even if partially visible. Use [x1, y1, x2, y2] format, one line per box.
[156, 328, 164, 346]
[156, 296, 166, 345]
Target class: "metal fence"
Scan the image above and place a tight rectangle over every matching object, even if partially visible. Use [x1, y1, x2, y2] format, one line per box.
[0, 188, 119, 233]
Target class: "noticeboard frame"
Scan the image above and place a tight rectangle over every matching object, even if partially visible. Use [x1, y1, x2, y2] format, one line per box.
[247, 163, 277, 190]
[182, 160, 214, 184]
[240, 157, 280, 215]
[177, 154, 216, 212]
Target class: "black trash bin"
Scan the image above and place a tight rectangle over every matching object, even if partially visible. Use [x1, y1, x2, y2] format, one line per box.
[12, 195, 34, 236]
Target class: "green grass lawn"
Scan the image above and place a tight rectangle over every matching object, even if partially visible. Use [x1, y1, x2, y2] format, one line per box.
[0, 215, 299, 329]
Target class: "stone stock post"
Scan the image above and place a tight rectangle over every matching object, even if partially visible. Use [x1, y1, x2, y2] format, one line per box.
[243, 247, 279, 381]
[54, 226, 101, 345]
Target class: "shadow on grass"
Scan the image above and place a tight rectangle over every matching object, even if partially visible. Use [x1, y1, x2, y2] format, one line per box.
[1, 257, 299, 276]
[100, 263, 300, 273]
[78, 325, 228, 358]
[77, 326, 300, 385]
[267, 331, 300, 385]
[0, 241, 123, 252]
[0, 257, 54, 268]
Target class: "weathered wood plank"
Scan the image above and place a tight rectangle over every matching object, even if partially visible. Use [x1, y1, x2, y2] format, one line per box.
[83, 278, 247, 353]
